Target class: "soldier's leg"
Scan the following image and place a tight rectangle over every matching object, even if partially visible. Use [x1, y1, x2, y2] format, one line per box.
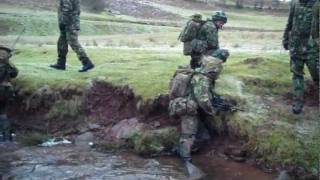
[67, 30, 94, 72]
[57, 24, 68, 66]
[290, 56, 305, 114]
[306, 40, 320, 86]
[179, 115, 199, 162]
[190, 53, 202, 69]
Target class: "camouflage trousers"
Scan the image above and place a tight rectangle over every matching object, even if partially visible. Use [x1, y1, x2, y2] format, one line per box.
[179, 115, 198, 160]
[0, 86, 14, 141]
[0, 114, 12, 141]
[290, 40, 319, 103]
[57, 24, 89, 65]
[179, 115, 211, 160]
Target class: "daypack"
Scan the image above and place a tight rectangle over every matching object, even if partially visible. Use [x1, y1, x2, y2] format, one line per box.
[178, 14, 205, 55]
[169, 67, 195, 99]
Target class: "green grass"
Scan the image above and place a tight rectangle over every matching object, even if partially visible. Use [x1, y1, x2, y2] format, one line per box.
[13, 46, 186, 98]
[0, 6, 178, 36]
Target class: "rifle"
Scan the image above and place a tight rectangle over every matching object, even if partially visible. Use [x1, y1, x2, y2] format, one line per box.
[212, 94, 244, 112]
[9, 26, 26, 53]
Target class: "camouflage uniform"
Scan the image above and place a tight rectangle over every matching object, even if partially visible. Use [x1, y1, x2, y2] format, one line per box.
[0, 46, 18, 142]
[169, 49, 229, 162]
[309, 0, 319, 86]
[52, 0, 94, 71]
[283, 0, 318, 113]
[190, 11, 227, 69]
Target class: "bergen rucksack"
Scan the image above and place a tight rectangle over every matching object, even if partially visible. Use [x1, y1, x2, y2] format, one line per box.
[169, 66, 195, 99]
[178, 14, 205, 55]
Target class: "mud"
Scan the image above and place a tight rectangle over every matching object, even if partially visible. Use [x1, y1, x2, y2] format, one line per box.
[283, 80, 319, 107]
[85, 81, 140, 127]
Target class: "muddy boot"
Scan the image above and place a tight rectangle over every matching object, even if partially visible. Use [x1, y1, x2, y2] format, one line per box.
[50, 58, 66, 70]
[79, 58, 94, 72]
[184, 159, 205, 180]
[292, 100, 303, 114]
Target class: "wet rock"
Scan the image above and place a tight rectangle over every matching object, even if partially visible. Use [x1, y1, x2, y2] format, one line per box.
[75, 132, 94, 149]
[88, 123, 101, 131]
[133, 127, 179, 156]
[224, 145, 247, 157]
[1, 146, 186, 179]
[107, 118, 144, 141]
[275, 171, 291, 180]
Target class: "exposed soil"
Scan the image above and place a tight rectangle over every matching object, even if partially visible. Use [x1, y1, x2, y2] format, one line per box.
[105, 0, 182, 20]
[242, 57, 267, 68]
[84, 81, 140, 127]
[283, 80, 319, 107]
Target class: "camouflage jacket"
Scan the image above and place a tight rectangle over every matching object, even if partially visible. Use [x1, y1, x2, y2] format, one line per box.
[197, 21, 219, 53]
[0, 62, 18, 86]
[311, 0, 319, 40]
[189, 73, 217, 116]
[58, 0, 81, 30]
[283, 0, 316, 52]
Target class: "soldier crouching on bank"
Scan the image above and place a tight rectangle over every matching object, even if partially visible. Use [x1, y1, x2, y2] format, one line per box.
[0, 46, 18, 142]
[169, 49, 230, 178]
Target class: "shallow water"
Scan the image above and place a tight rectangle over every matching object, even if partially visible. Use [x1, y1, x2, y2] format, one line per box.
[0, 144, 274, 180]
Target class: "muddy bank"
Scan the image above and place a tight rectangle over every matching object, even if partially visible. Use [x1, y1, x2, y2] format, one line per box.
[6, 78, 319, 179]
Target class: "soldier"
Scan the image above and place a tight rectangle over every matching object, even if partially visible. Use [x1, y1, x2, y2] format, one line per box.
[309, 0, 319, 75]
[169, 49, 230, 177]
[282, 0, 318, 114]
[190, 11, 227, 69]
[0, 46, 18, 142]
[50, 0, 95, 72]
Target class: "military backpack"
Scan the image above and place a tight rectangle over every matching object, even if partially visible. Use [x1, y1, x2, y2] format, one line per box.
[169, 67, 195, 99]
[178, 14, 206, 55]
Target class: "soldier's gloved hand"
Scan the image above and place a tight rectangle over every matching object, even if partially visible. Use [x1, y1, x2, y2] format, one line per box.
[282, 40, 289, 50]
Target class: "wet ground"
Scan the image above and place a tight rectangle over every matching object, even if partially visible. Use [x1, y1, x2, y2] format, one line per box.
[0, 143, 274, 180]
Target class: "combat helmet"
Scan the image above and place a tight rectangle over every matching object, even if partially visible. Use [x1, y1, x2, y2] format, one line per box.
[211, 11, 228, 23]
[0, 45, 12, 63]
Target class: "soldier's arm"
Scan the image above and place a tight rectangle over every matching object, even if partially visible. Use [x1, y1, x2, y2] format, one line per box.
[283, 0, 295, 47]
[191, 76, 217, 116]
[311, 0, 319, 40]
[206, 26, 219, 50]
[72, 0, 81, 15]
[8, 63, 18, 78]
[0, 65, 6, 80]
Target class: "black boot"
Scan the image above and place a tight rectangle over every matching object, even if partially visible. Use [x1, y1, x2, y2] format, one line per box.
[50, 63, 66, 70]
[79, 58, 94, 72]
[292, 100, 303, 114]
[183, 158, 205, 179]
[50, 58, 66, 70]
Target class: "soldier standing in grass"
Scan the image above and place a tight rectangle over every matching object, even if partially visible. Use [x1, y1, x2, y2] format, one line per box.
[282, 0, 319, 114]
[179, 11, 227, 69]
[50, 0, 94, 72]
[169, 49, 230, 177]
[0, 46, 18, 142]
